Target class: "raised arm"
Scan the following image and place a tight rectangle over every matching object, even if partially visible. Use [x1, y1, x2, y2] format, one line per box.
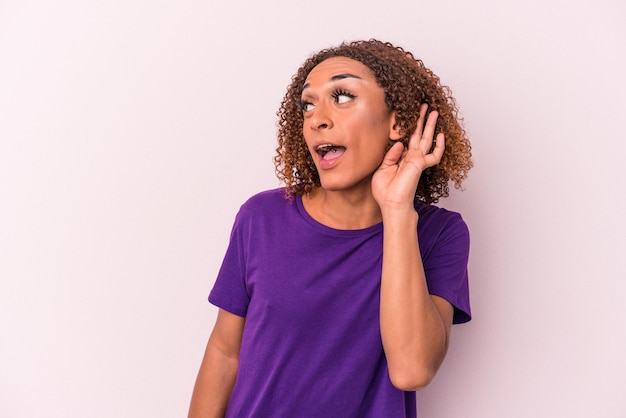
[372, 104, 454, 390]
[188, 309, 245, 418]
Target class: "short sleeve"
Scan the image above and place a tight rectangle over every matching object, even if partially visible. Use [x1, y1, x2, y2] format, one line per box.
[208, 210, 250, 317]
[422, 212, 471, 324]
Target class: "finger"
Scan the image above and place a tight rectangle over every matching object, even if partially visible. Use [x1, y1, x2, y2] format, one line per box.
[419, 110, 440, 154]
[409, 103, 429, 150]
[425, 133, 445, 166]
[415, 103, 428, 136]
[379, 141, 404, 169]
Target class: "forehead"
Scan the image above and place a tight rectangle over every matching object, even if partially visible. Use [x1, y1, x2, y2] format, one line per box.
[304, 57, 375, 85]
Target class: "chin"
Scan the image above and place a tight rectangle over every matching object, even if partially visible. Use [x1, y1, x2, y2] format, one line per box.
[319, 178, 370, 193]
[318, 177, 348, 191]
[318, 182, 345, 192]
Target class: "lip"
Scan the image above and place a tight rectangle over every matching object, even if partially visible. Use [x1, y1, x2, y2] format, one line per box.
[312, 141, 345, 154]
[312, 142, 345, 170]
[312, 140, 342, 149]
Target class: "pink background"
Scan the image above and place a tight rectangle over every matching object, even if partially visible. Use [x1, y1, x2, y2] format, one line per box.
[1, 0, 624, 416]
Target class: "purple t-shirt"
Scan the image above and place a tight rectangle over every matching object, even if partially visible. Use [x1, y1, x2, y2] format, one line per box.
[209, 188, 471, 417]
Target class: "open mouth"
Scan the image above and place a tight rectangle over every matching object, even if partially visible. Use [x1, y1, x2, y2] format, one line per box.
[316, 144, 346, 160]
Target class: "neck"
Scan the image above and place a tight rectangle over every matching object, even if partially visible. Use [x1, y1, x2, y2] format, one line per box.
[302, 186, 382, 230]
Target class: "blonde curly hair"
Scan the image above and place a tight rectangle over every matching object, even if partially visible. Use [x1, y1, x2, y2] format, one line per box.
[274, 39, 472, 204]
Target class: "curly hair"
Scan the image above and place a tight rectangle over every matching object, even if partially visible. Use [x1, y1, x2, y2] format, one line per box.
[274, 39, 472, 204]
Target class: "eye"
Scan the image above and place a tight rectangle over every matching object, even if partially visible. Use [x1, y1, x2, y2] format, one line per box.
[297, 99, 315, 113]
[331, 89, 356, 104]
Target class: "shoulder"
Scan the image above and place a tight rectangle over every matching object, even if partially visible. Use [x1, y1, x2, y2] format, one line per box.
[416, 203, 472, 324]
[238, 188, 292, 214]
[416, 202, 468, 236]
[233, 188, 297, 228]
[415, 202, 469, 257]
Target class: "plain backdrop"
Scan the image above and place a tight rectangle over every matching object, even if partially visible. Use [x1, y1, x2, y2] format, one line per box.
[1, 0, 625, 417]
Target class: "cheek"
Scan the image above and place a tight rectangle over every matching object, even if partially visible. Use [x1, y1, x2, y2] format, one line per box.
[301, 128, 314, 151]
[356, 104, 393, 135]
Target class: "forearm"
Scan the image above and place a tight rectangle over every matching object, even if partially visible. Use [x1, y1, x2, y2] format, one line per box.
[188, 341, 239, 418]
[379, 207, 449, 390]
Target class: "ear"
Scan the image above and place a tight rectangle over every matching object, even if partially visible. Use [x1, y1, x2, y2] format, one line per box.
[388, 112, 403, 141]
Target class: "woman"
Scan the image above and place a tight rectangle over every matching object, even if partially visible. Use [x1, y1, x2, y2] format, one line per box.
[189, 39, 473, 418]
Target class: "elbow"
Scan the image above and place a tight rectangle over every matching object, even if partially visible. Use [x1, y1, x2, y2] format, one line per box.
[388, 365, 437, 391]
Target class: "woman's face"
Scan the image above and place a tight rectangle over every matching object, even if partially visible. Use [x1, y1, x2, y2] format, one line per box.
[300, 57, 399, 193]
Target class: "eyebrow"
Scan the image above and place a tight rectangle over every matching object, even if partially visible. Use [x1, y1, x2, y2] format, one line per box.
[302, 73, 363, 91]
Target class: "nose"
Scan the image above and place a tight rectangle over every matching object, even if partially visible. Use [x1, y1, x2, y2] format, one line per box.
[310, 102, 333, 131]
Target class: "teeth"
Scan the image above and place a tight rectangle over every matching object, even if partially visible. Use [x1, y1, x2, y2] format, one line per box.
[316, 143, 346, 158]
[316, 144, 334, 157]
[317, 144, 334, 152]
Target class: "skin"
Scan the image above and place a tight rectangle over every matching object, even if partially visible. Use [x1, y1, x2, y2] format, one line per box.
[188, 309, 244, 418]
[302, 58, 453, 389]
[301, 58, 398, 198]
[374, 101, 453, 390]
[188, 57, 455, 417]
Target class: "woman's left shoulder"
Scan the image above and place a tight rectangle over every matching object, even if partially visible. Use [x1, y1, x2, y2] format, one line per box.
[415, 202, 466, 229]
[414, 202, 470, 255]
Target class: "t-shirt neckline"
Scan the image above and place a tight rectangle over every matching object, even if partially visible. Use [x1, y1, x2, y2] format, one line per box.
[294, 194, 383, 236]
